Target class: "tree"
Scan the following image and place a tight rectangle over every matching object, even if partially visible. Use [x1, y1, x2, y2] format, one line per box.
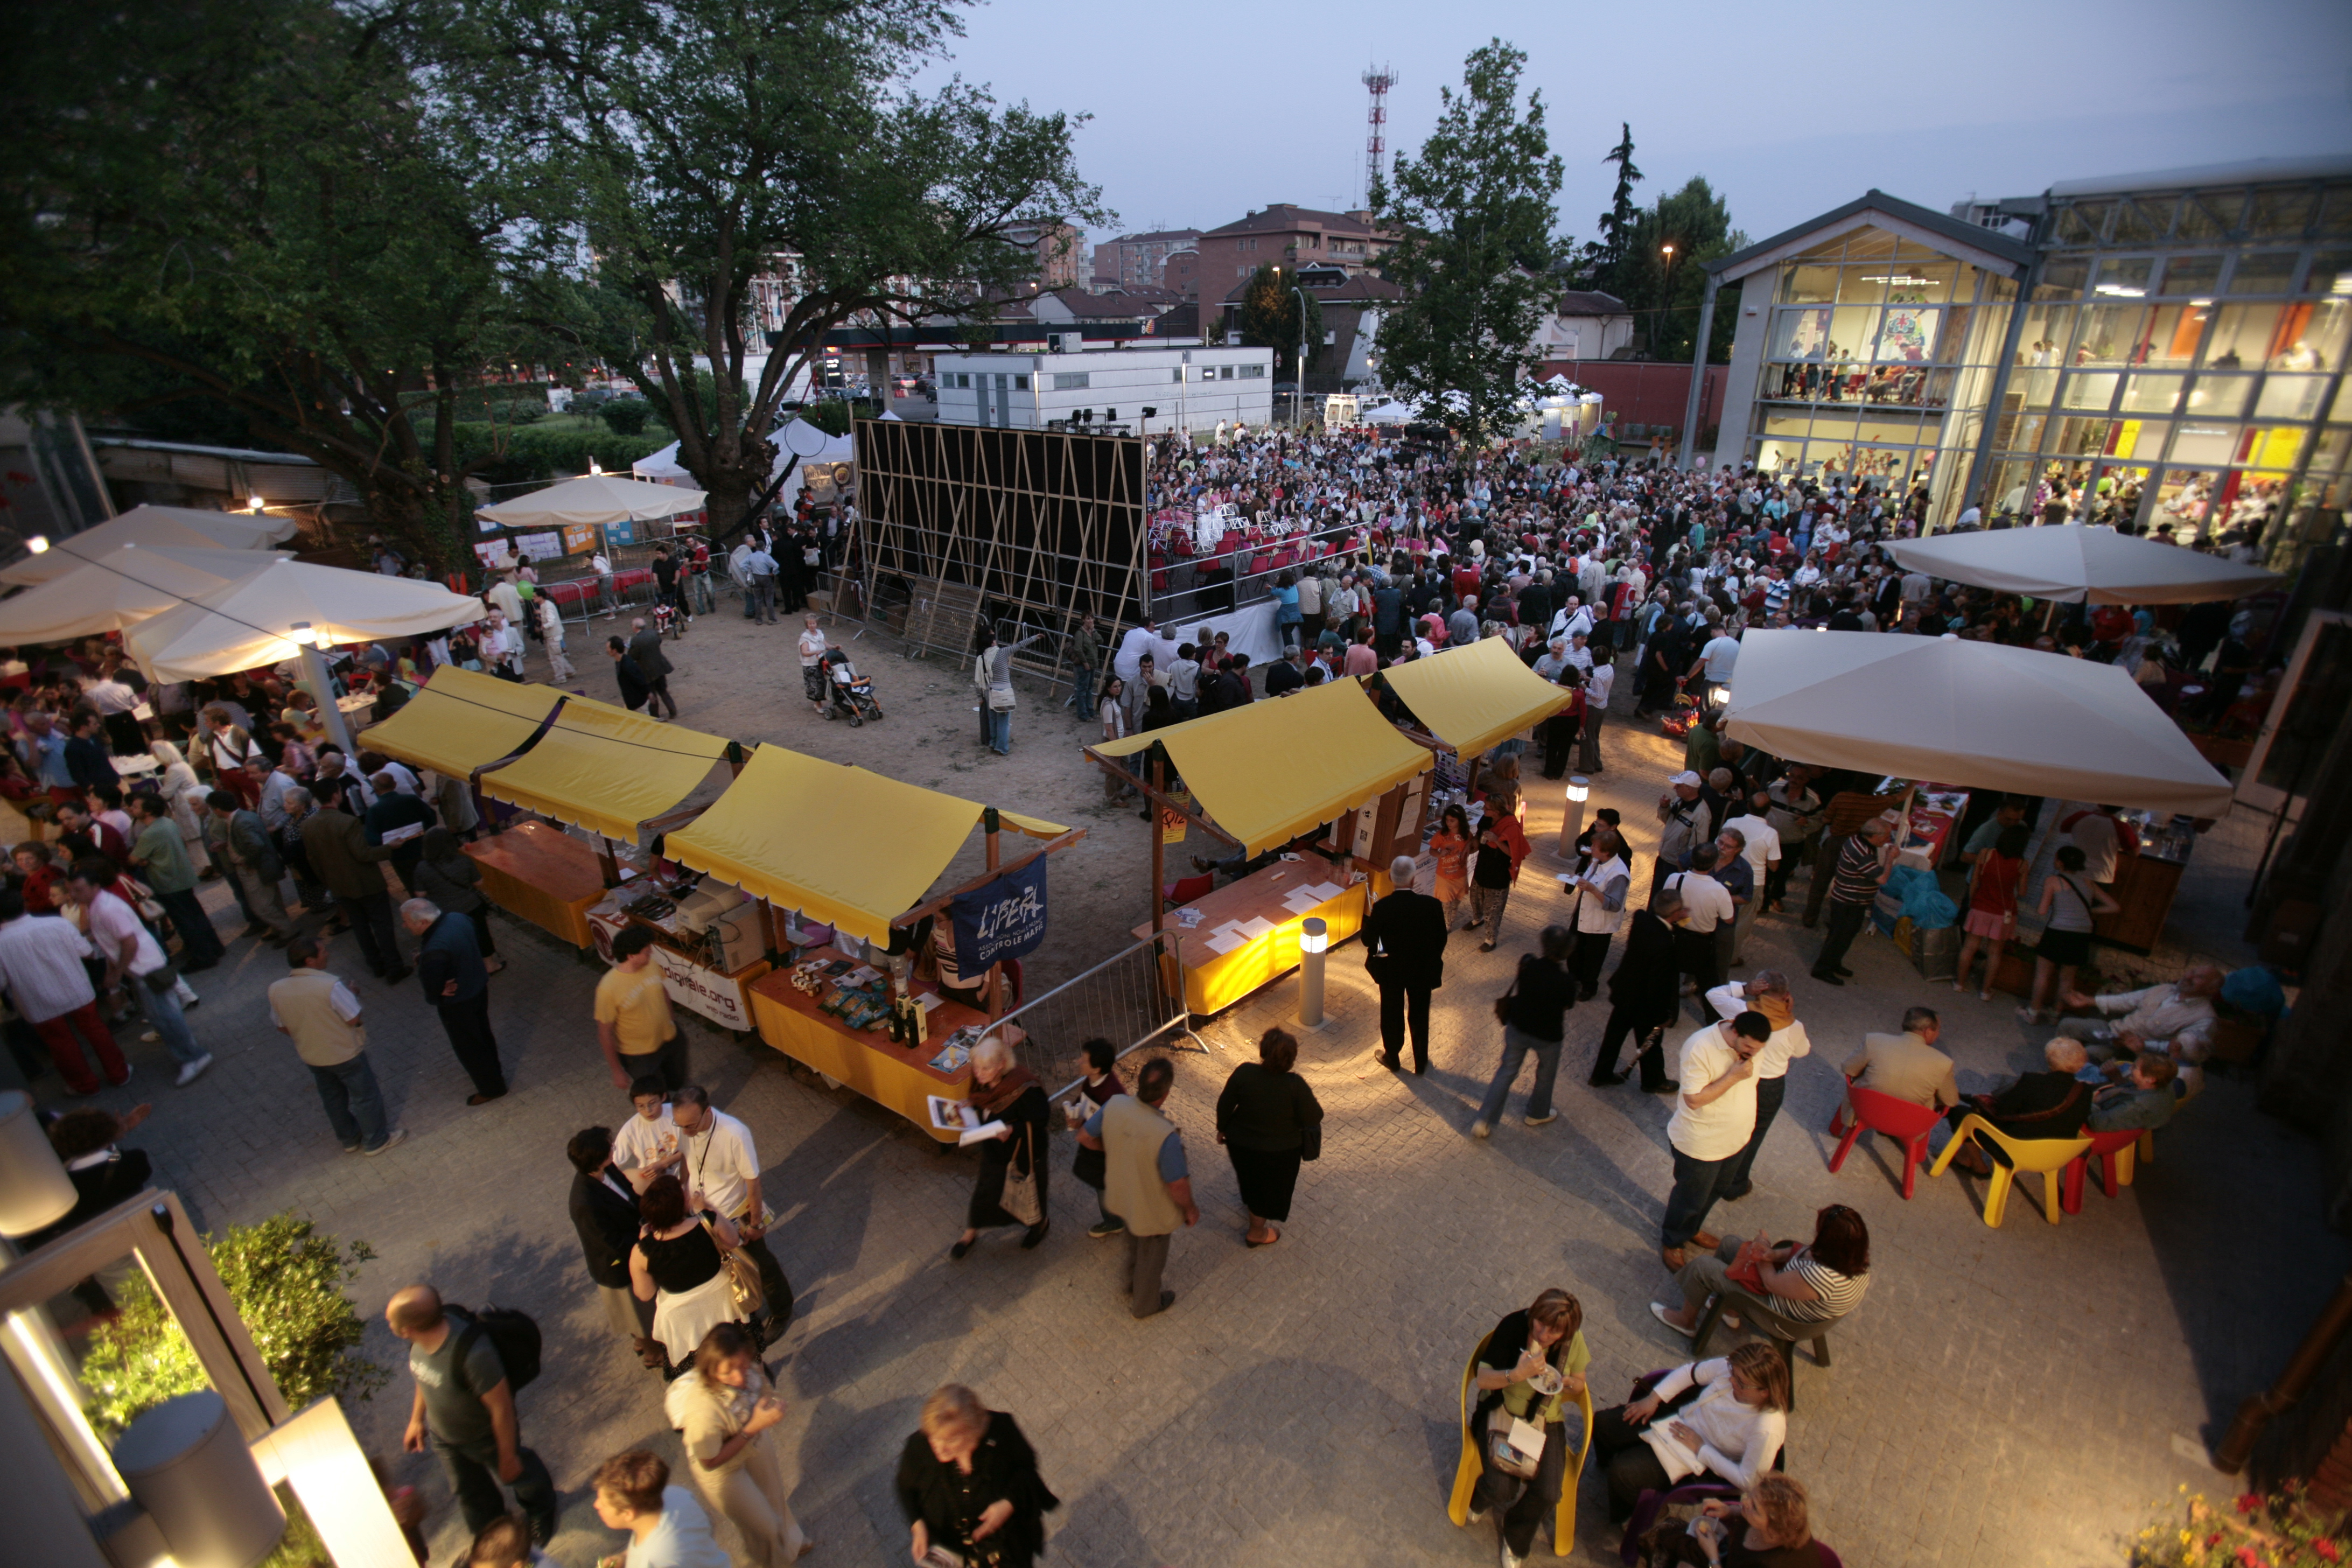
[411, 0, 1109, 538]
[1236, 267, 1324, 381]
[1369, 40, 1565, 443]
[0, 0, 528, 564]
[1612, 177, 1747, 364]
[1579, 123, 1644, 286]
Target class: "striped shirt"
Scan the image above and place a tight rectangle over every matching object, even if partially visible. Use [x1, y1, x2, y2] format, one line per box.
[1778, 1249, 1869, 1322]
[1826, 835, 1884, 907]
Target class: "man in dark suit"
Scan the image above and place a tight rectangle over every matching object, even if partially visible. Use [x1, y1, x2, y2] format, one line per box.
[567, 1126, 660, 1369]
[1941, 1036, 2092, 1174]
[1361, 853, 1449, 1075]
[626, 617, 680, 719]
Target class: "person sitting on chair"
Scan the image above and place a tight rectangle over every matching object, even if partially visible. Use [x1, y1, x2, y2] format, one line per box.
[1649, 1203, 1871, 1340]
[1467, 1287, 1590, 1568]
[1934, 1037, 2092, 1174]
[1592, 1342, 1789, 1524]
[2054, 962, 2222, 1066]
[1637, 1473, 1828, 1567]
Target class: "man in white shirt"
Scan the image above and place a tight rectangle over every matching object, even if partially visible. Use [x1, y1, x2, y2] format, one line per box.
[612, 1077, 685, 1192]
[1661, 1011, 1772, 1270]
[2057, 964, 2223, 1065]
[592, 551, 620, 618]
[2064, 804, 2129, 885]
[1579, 650, 1614, 773]
[67, 861, 212, 1087]
[1718, 791, 1782, 964]
[1690, 628, 1741, 691]
[1662, 844, 1735, 1004]
[485, 573, 526, 626]
[1703, 971, 1810, 1201]
[0, 886, 128, 1094]
[673, 1084, 792, 1343]
[270, 937, 401, 1153]
[1167, 645, 1202, 720]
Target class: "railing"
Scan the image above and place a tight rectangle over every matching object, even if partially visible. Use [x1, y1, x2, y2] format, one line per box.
[1145, 512, 1369, 628]
[992, 929, 1206, 1104]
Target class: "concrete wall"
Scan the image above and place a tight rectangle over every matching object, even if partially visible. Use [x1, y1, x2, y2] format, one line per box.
[1711, 284, 1773, 469]
[933, 347, 1274, 437]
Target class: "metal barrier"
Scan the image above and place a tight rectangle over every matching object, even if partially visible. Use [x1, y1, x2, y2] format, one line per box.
[994, 929, 1207, 1103]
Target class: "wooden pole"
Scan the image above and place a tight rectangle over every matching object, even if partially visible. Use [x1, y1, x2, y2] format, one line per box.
[1151, 756, 1167, 937]
[983, 806, 1002, 1020]
[596, 835, 620, 889]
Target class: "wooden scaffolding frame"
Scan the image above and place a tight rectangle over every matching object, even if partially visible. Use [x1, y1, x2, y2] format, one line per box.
[853, 419, 1149, 690]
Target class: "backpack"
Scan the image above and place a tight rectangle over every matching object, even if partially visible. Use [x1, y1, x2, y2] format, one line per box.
[450, 1304, 542, 1394]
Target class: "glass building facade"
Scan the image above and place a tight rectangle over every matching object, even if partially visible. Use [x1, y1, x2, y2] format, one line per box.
[1705, 160, 2352, 568]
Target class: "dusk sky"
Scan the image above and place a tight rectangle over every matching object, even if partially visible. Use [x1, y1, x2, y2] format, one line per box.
[917, 0, 2352, 256]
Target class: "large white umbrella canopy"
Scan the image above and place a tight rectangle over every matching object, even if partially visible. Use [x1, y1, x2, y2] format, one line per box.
[126, 558, 487, 681]
[474, 472, 707, 529]
[1722, 628, 2234, 816]
[1884, 523, 2283, 605]
[2, 503, 299, 585]
[0, 544, 291, 643]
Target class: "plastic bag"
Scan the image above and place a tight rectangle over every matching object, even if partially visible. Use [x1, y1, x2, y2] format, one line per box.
[2221, 965, 2286, 1019]
[1888, 864, 1959, 929]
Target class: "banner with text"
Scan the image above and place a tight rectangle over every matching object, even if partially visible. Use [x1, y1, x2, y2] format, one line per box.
[950, 857, 1049, 976]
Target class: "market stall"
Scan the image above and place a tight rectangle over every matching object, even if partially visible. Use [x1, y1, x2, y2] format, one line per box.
[0, 543, 291, 642]
[474, 471, 708, 613]
[1374, 635, 1577, 761]
[359, 664, 565, 782]
[1090, 677, 1434, 1016]
[472, 820, 611, 950]
[1882, 522, 2283, 604]
[663, 744, 1078, 1136]
[0, 503, 300, 586]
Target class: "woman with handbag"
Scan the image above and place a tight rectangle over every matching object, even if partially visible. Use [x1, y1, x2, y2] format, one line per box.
[950, 1036, 1051, 1259]
[667, 1322, 813, 1565]
[2017, 844, 2119, 1026]
[629, 1172, 747, 1380]
[895, 1384, 1058, 1568]
[1065, 1039, 1127, 1238]
[1467, 1287, 1591, 1568]
[1471, 925, 1577, 1140]
[1213, 1027, 1324, 1248]
[1951, 824, 2029, 1003]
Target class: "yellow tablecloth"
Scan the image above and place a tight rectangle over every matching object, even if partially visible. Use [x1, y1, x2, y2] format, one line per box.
[1137, 857, 1366, 1017]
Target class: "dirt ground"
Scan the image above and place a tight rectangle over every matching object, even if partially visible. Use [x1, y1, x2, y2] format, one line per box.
[523, 584, 1182, 993]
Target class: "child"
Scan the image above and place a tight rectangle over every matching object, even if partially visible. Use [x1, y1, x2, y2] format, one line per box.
[1066, 1038, 1128, 1238]
[467, 1511, 556, 1567]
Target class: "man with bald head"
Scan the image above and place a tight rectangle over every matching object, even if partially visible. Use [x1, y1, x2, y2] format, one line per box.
[388, 1284, 557, 1542]
[2057, 962, 2224, 1066]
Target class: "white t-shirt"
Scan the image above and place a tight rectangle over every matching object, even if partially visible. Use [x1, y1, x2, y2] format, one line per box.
[681, 1108, 760, 1220]
[1701, 985, 1813, 1080]
[1699, 635, 1741, 684]
[797, 627, 829, 668]
[1667, 1023, 1760, 1160]
[86, 890, 169, 978]
[1664, 871, 1735, 934]
[1720, 814, 1781, 880]
[613, 1105, 682, 1178]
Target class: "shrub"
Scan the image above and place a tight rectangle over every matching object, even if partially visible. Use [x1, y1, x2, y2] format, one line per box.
[80, 1212, 387, 1436]
[803, 397, 852, 437]
[488, 400, 547, 426]
[600, 397, 653, 436]
[2131, 1485, 2350, 1567]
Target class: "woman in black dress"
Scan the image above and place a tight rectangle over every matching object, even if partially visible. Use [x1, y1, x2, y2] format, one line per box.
[895, 1383, 1058, 1568]
[950, 1035, 1051, 1258]
[628, 1172, 743, 1377]
[1214, 1027, 1324, 1248]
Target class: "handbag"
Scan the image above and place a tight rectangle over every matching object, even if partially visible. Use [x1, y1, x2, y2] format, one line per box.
[1492, 963, 1522, 1026]
[998, 1123, 1043, 1227]
[700, 1217, 766, 1320]
[1485, 1407, 1546, 1479]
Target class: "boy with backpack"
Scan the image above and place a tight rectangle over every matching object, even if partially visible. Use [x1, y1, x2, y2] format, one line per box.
[388, 1284, 558, 1544]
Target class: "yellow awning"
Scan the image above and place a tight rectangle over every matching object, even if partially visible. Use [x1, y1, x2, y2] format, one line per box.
[1375, 636, 1574, 760]
[358, 667, 563, 779]
[664, 745, 1069, 944]
[478, 696, 731, 841]
[1095, 678, 1431, 856]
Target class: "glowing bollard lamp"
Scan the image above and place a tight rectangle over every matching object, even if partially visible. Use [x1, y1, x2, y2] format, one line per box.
[1296, 917, 1329, 1031]
[1557, 775, 1591, 856]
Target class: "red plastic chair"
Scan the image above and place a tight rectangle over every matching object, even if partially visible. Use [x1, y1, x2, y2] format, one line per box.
[2061, 1126, 2154, 1213]
[1161, 873, 1214, 908]
[1825, 1084, 1942, 1200]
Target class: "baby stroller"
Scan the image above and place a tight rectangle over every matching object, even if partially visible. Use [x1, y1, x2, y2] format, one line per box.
[818, 646, 884, 725]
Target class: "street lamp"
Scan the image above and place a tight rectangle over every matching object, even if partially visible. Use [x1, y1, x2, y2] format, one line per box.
[1558, 775, 1591, 856]
[1297, 916, 1329, 1030]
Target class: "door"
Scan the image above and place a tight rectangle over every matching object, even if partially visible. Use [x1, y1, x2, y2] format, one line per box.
[976, 375, 993, 426]
[993, 374, 1012, 428]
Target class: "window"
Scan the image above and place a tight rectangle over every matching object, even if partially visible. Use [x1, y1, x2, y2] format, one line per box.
[1239, 363, 1265, 378]
[1053, 372, 1090, 390]
[1219, 365, 1235, 380]
[1172, 368, 1185, 382]
[946, 373, 971, 389]
[1012, 375, 1030, 390]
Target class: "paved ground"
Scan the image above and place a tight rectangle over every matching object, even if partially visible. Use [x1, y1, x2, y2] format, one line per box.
[50, 591, 2343, 1568]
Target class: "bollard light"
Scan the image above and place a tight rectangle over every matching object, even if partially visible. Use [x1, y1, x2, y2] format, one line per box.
[0, 1090, 76, 1235]
[1557, 775, 1591, 856]
[25, 535, 48, 555]
[1296, 916, 1329, 1031]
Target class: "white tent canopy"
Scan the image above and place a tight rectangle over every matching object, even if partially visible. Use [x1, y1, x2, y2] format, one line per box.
[2, 504, 299, 586]
[0, 544, 291, 643]
[1722, 628, 2234, 816]
[1361, 400, 1416, 426]
[1885, 522, 2283, 605]
[475, 472, 707, 529]
[125, 559, 487, 681]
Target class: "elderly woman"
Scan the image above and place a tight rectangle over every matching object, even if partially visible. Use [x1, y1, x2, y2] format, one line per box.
[1468, 1287, 1590, 1566]
[1591, 1342, 1790, 1524]
[665, 1321, 810, 1564]
[150, 741, 213, 871]
[1213, 1027, 1324, 1247]
[1639, 1473, 1826, 1567]
[1650, 1203, 1871, 1339]
[628, 1172, 745, 1377]
[950, 1036, 1051, 1258]
[894, 1384, 1058, 1568]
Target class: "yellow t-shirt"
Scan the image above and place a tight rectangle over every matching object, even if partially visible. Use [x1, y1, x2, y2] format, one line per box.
[595, 962, 676, 1055]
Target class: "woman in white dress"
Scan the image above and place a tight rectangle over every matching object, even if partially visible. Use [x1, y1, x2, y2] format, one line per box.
[666, 1321, 812, 1564]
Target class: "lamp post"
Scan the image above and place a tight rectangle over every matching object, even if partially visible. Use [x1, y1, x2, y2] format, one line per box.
[1293, 285, 1312, 430]
[1557, 775, 1590, 857]
[1657, 242, 1677, 360]
[1296, 916, 1329, 1030]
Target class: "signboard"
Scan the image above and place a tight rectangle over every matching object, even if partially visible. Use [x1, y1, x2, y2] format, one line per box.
[1159, 786, 1191, 846]
[563, 523, 601, 556]
[949, 857, 1049, 976]
[516, 531, 565, 561]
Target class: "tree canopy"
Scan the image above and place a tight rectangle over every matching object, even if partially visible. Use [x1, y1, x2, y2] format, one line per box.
[1600, 176, 1747, 365]
[1236, 267, 1324, 375]
[1369, 40, 1565, 442]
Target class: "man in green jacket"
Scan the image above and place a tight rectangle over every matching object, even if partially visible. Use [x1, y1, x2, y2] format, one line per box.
[288, 787, 409, 983]
[129, 793, 223, 970]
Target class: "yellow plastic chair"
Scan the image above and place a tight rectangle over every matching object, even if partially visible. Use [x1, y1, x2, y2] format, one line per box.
[1927, 1114, 2093, 1227]
[1446, 1331, 1596, 1556]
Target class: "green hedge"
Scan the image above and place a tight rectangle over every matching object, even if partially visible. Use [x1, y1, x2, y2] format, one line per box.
[449, 422, 671, 485]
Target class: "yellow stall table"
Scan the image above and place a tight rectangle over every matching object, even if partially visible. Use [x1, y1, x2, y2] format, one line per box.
[464, 820, 607, 949]
[1136, 853, 1366, 1017]
[748, 948, 997, 1142]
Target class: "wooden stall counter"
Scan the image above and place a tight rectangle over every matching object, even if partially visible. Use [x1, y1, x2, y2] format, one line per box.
[2092, 836, 2191, 955]
[1136, 853, 1366, 1017]
[465, 820, 607, 949]
[749, 948, 1003, 1142]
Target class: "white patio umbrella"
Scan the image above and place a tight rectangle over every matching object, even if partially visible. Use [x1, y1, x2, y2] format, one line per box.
[1721, 628, 2234, 816]
[1884, 523, 2283, 605]
[0, 544, 291, 643]
[2, 503, 300, 585]
[474, 471, 708, 528]
[125, 558, 486, 681]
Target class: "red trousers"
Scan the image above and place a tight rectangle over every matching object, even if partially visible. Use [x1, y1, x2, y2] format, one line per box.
[34, 1004, 127, 1094]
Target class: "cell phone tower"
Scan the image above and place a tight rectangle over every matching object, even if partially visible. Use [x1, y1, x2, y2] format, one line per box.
[1362, 65, 1396, 205]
